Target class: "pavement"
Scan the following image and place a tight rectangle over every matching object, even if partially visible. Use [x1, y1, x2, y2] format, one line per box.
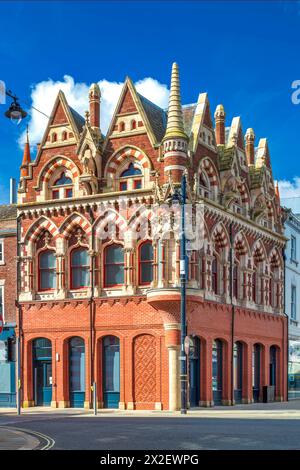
[0, 426, 43, 450]
[1, 400, 300, 450]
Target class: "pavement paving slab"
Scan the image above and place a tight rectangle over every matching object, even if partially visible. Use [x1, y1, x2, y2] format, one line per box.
[0, 427, 40, 450]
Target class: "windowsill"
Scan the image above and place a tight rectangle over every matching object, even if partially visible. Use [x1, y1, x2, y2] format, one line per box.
[0, 261, 5, 266]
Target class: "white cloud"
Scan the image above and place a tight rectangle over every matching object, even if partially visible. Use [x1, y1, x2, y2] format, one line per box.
[19, 75, 169, 147]
[278, 178, 300, 213]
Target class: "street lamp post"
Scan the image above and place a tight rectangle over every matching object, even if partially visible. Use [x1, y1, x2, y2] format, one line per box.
[179, 173, 188, 414]
[4, 90, 27, 123]
[4, 91, 27, 415]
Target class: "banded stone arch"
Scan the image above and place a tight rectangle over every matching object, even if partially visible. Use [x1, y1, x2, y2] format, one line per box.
[94, 209, 128, 241]
[251, 239, 267, 264]
[38, 156, 80, 187]
[234, 231, 251, 257]
[60, 213, 92, 239]
[104, 146, 152, 190]
[268, 246, 283, 269]
[211, 222, 230, 250]
[24, 216, 59, 244]
[198, 157, 219, 187]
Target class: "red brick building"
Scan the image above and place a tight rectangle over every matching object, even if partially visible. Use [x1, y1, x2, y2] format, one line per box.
[0, 204, 17, 406]
[17, 63, 287, 410]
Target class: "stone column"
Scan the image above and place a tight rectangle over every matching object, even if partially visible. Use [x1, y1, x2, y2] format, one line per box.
[124, 248, 135, 295]
[164, 323, 181, 411]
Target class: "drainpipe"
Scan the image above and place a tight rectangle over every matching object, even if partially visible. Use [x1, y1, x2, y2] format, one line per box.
[89, 207, 96, 408]
[229, 222, 235, 406]
[16, 213, 22, 415]
[282, 246, 289, 401]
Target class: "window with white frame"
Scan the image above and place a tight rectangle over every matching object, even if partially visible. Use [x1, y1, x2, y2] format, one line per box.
[291, 235, 297, 262]
[291, 285, 297, 320]
[0, 239, 3, 263]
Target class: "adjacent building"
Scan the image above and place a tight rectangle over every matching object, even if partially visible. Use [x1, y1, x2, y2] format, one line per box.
[0, 204, 17, 407]
[16, 63, 287, 410]
[282, 207, 300, 398]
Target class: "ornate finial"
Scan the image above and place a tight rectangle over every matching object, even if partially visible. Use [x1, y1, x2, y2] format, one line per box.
[85, 110, 90, 124]
[26, 124, 29, 143]
[163, 62, 187, 140]
[245, 128, 255, 142]
[214, 104, 225, 119]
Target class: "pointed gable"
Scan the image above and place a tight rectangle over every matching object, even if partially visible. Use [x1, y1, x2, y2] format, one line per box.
[118, 87, 138, 114]
[51, 100, 69, 125]
[34, 90, 84, 165]
[103, 77, 165, 149]
[189, 93, 215, 152]
[227, 117, 244, 149]
[255, 138, 271, 169]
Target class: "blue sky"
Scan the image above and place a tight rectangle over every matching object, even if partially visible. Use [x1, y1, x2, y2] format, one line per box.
[1, 0, 300, 204]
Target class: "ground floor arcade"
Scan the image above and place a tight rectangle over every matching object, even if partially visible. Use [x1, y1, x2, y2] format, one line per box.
[19, 297, 288, 410]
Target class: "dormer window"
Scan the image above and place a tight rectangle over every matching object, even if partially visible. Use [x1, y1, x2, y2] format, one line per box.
[119, 162, 143, 191]
[51, 171, 73, 199]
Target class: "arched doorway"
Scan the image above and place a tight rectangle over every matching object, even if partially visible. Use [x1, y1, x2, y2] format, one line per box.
[233, 342, 243, 404]
[212, 339, 223, 405]
[270, 345, 277, 387]
[189, 336, 200, 407]
[253, 343, 261, 402]
[103, 336, 120, 409]
[69, 337, 85, 408]
[32, 338, 52, 406]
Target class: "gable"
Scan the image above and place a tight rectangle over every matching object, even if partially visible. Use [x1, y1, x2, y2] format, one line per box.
[118, 87, 138, 114]
[51, 101, 69, 125]
[103, 78, 163, 148]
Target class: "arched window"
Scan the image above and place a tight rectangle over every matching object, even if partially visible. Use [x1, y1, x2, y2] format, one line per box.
[199, 171, 211, 199]
[119, 121, 125, 132]
[212, 256, 218, 294]
[139, 241, 153, 285]
[119, 162, 142, 191]
[51, 171, 73, 199]
[39, 250, 56, 291]
[131, 120, 136, 130]
[51, 132, 57, 143]
[71, 247, 90, 289]
[62, 131, 68, 141]
[104, 244, 124, 287]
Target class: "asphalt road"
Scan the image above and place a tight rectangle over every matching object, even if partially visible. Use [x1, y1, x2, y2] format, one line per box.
[0, 413, 300, 450]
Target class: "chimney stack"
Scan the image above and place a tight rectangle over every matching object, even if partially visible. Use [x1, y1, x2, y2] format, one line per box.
[9, 178, 16, 204]
[214, 104, 225, 145]
[89, 83, 101, 129]
[245, 128, 255, 165]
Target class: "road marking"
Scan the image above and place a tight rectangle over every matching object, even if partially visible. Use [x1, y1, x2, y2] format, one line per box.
[0, 426, 55, 450]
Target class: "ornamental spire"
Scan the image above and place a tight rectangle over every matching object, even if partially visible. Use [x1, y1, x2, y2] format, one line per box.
[20, 126, 31, 177]
[164, 62, 187, 140]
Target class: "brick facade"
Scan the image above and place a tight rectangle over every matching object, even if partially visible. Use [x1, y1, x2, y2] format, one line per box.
[16, 64, 287, 410]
